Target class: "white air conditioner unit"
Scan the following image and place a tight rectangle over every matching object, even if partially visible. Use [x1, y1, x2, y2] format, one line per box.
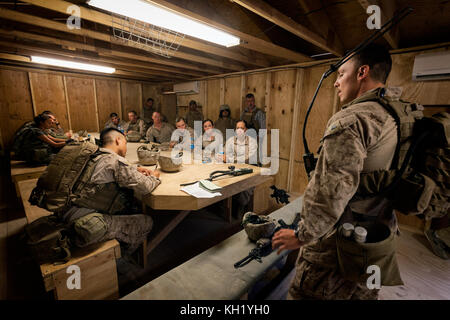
[412, 51, 450, 81]
[173, 81, 199, 94]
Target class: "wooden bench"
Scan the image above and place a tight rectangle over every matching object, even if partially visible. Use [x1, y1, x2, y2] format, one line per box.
[10, 159, 46, 199]
[18, 179, 121, 300]
[122, 196, 302, 300]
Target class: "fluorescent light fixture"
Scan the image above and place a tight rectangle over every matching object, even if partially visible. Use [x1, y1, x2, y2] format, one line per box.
[31, 56, 116, 74]
[88, 0, 240, 47]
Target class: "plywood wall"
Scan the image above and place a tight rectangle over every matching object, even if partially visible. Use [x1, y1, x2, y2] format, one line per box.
[0, 68, 155, 150]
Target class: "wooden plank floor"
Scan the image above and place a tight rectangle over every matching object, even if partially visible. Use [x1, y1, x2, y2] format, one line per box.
[266, 226, 450, 300]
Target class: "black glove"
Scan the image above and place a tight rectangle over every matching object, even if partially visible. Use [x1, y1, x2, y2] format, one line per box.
[65, 138, 74, 144]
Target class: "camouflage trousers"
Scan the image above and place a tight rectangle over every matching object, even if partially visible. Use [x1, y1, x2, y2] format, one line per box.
[70, 212, 153, 254]
[287, 230, 379, 300]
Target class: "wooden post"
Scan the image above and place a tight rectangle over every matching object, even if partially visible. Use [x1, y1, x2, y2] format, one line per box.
[27, 72, 37, 116]
[240, 74, 246, 115]
[63, 75, 72, 131]
[93, 79, 100, 132]
[287, 69, 304, 192]
[220, 78, 225, 106]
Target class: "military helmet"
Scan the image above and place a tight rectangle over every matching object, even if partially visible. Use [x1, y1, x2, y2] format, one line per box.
[242, 212, 276, 242]
[137, 145, 160, 165]
[126, 131, 141, 142]
[220, 104, 230, 112]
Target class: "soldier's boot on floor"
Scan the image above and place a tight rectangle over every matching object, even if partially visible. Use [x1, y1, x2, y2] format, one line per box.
[424, 228, 449, 260]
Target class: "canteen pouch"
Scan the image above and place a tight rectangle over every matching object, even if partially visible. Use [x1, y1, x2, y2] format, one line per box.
[392, 172, 436, 215]
[336, 223, 403, 286]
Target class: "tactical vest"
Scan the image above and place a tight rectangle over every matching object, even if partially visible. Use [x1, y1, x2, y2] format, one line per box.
[242, 108, 264, 132]
[342, 87, 449, 219]
[30, 142, 133, 216]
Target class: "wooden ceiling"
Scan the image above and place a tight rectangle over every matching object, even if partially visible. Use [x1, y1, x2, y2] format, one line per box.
[0, 0, 449, 83]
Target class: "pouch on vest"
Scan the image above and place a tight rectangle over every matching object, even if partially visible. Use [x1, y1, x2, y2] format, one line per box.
[336, 223, 403, 286]
[391, 172, 436, 215]
[22, 215, 72, 265]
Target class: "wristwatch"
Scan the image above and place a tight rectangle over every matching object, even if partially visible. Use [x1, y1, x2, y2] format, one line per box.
[294, 227, 300, 239]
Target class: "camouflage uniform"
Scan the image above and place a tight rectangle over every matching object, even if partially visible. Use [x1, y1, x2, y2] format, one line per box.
[124, 118, 147, 138]
[104, 119, 127, 131]
[185, 109, 204, 129]
[61, 148, 161, 253]
[240, 106, 266, 132]
[146, 122, 175, 143]
[289, 88, 399, 300]
[13, 122, 57, 164]
[45, 127, 69, 140]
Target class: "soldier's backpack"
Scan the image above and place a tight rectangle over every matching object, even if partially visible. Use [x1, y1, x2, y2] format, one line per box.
[11, 121, 34, 159]
[22, 214, 72, 265]
[29, 141, 99, 214]
[354, 88, 450, 219]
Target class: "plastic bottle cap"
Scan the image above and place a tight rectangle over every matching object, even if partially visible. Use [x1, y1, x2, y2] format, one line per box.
[342, 223, 354, 237]
[354, 226, 367, 237]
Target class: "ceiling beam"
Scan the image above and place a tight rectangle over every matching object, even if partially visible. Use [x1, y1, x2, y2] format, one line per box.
[14, 1, 269, 68]
[9, 3, 243, 73]
[358, 0, 399, 49]
[296, 0, 345, 56]
[0, 52, 167, 81]
[79, 0, 311, 62]
[0, 39, 195, 81]
[0, 26, 223, 75]
[230, 0, 343, 56]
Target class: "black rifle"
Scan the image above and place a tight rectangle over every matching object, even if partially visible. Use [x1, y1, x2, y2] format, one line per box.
[302, 7, 414, 177]
[180, 165, 253, 186]
[234, 212, 301, 268]
[270, 185, 290, 205]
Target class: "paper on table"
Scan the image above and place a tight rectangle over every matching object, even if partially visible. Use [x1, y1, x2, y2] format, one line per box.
[180, 182, 222, 198]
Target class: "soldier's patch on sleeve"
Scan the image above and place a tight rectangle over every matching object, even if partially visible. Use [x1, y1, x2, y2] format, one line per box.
[322, 114, 358, 141]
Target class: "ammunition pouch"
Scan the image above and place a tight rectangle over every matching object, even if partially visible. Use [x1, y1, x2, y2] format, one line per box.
[336, 222, 403, 286]
[23, 215, 72, 265]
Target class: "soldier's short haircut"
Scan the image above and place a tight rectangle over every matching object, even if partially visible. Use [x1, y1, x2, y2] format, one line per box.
[128, 110, 137, 116]
[34, 113, 52, 126]
[42, 110, 54, 115]
[110, 112, 118, 118]
[189, 100, 196, 106]
[100, 127, 124, 147]
[246, 93, 255, 99]
[352, 44, 392, 84]
[147, 98, 154, 102]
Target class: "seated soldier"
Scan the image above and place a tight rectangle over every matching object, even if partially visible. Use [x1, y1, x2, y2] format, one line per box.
[12, 113, 67, 164]
[145, 111, 174, 144]
[42, 110, 71, 140]
[223, 120, 258, 164]
[123, 110, 146, 138]
[104, 112, 127, 132]
[169, 117, 194, 149]
[60, 128, 161, 254]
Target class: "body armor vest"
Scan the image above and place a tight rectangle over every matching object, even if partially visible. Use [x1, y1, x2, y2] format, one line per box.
[242, 108, 263, 132]
[30, 142, 133, 216]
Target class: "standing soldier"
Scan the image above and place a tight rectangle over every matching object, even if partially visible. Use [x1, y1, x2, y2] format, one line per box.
[240, 93, 266, 133]
[272, 44, 404, 300]
[185, 100, 204, 129]
[215, 104, 236, 143]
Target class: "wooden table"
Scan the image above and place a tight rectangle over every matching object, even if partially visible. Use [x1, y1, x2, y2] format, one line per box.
[124, 142, 273, 257]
